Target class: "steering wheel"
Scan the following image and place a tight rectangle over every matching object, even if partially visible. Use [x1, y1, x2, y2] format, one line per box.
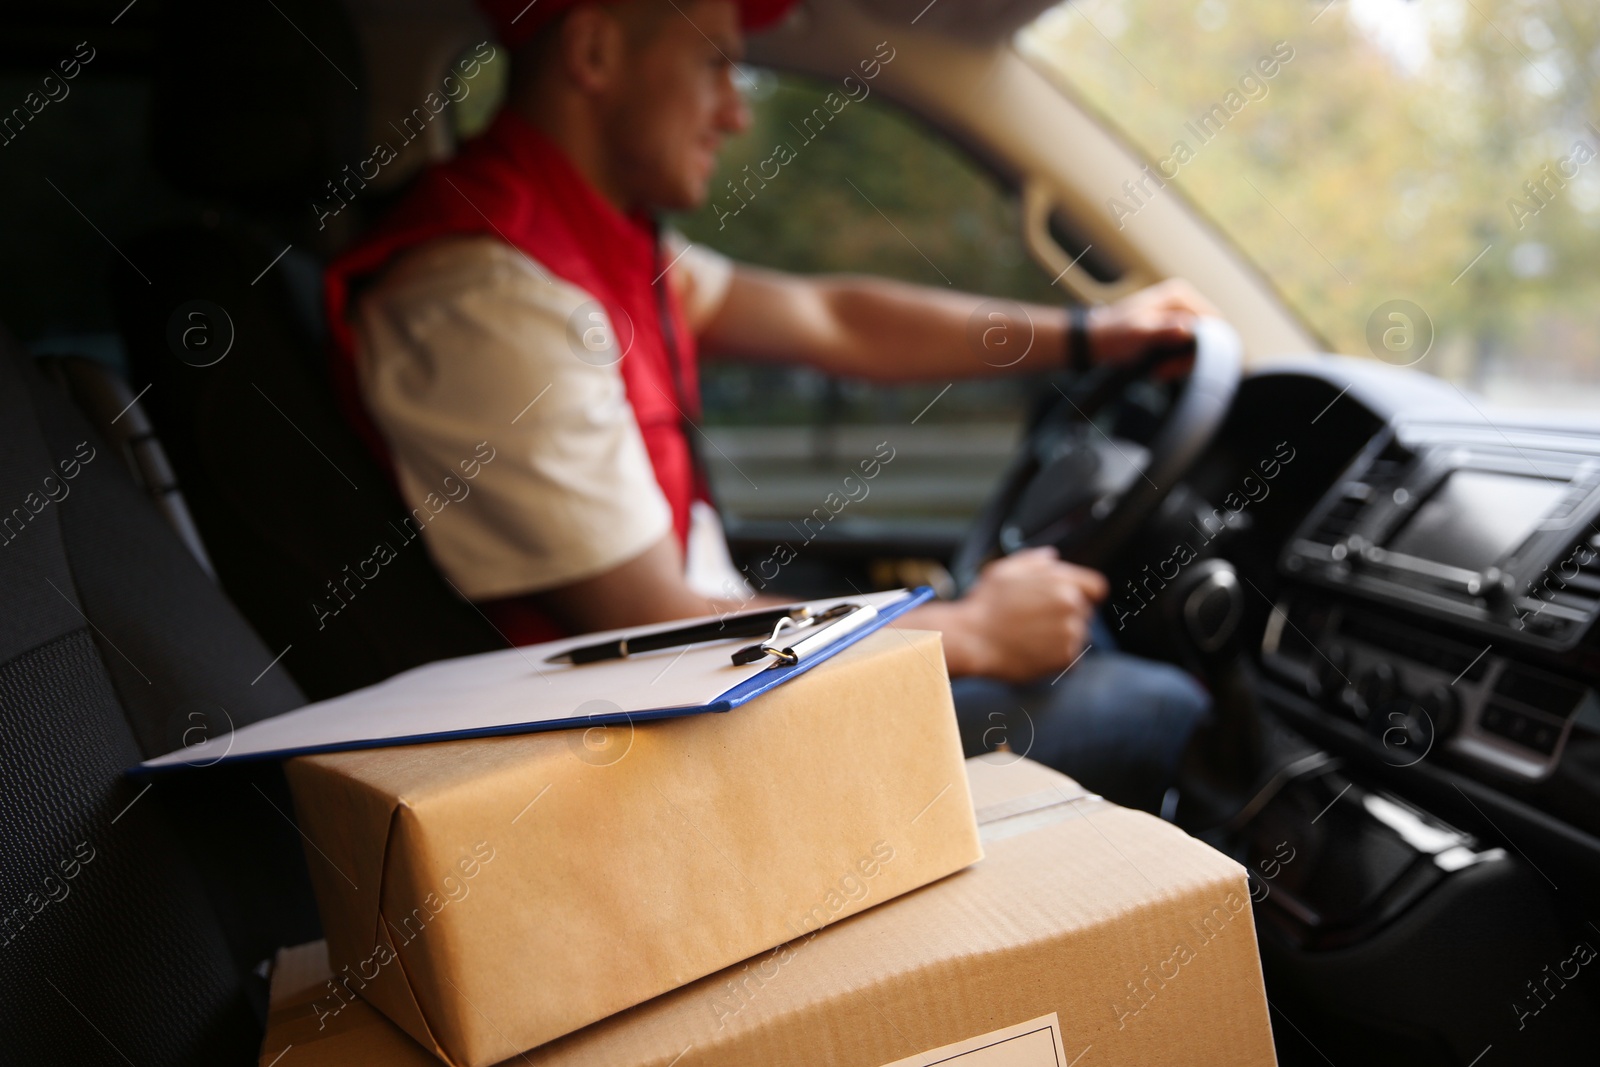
[951, 316, 1242, 588]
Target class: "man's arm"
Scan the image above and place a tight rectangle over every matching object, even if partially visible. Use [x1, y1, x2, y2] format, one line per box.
[528, 532, 789, 634]
[696, 263, 1216, 382]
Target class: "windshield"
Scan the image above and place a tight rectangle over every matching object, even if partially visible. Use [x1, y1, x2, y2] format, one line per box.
[1020, 0, 1600, 409]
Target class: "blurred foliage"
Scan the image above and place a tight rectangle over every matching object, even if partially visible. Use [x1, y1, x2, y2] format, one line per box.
[673, 70, 1061, 427]
[677, 70, 1060, 299]
[1022, 0, 1600, 405]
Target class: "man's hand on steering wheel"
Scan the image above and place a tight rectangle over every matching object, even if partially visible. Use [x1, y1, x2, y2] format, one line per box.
[951, 295, 1243, 586]
[1085, 279, 1220, 372]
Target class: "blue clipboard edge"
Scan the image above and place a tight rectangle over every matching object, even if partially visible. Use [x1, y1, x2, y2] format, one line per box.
[129, 587, 937, 776]
[702, 584, 936, 712]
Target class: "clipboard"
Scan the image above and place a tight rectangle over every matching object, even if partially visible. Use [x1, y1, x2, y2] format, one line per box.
[136, 586, 936, 774]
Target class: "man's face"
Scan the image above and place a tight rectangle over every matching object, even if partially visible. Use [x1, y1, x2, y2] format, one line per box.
[604, 0, 750, 212]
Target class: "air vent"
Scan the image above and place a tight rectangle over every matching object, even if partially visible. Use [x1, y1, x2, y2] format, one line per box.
[1305, 442, 1412, 546]
[1363, 446, 1411, 494]
[1528, 532, 1600, 617]
[1306, 490, 1366, 545]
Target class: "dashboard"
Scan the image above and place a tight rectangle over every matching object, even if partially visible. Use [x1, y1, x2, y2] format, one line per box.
[1220, 365, 1600, 869]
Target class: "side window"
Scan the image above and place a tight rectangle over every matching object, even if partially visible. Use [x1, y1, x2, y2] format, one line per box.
[673, 69, 1062, 530]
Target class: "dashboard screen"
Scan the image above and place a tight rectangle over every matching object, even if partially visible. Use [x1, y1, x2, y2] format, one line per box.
[1387, 470, 1564, 571]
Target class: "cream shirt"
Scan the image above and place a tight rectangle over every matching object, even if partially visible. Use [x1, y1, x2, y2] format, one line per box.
[349, 233, 746, 602]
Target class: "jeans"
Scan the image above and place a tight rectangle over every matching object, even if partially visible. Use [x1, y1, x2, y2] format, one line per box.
[950, 617, 1211, 815]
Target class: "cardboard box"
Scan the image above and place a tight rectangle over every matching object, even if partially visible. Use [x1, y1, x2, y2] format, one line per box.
[284, 628, 983, 1067]
[265, 756, 1277, 1067]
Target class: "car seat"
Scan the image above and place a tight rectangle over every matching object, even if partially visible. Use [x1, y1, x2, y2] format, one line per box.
[107, 0, 504, 703]
[0, 326, 320, 1065]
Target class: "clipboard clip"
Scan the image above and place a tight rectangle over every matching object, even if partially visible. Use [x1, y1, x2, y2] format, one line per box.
[730, 602, 879, 666]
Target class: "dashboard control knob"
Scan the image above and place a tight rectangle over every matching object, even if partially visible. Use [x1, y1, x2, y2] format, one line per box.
[1357, 663, 1399, 714]
[1479, 569, 1515, 614]
[1182, 566, 1243, 653]
[1308, 643, 1352, 711]
[1416, 685, 1461, 739]
[1368, 696, 1436, 768]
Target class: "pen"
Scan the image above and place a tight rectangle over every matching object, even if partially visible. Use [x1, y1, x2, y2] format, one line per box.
[545, 604, 819, 665]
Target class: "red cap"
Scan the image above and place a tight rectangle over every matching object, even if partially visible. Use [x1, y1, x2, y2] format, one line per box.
[480, 0, 799, 50]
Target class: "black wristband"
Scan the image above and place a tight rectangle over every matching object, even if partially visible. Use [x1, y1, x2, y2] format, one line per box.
[1066, 305, 1092, 375]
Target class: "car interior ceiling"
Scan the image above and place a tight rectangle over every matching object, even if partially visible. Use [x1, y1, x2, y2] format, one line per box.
[5, 1, 1600, 1065]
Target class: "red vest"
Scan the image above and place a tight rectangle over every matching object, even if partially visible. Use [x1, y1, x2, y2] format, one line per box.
[324, 111, 703, 645]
